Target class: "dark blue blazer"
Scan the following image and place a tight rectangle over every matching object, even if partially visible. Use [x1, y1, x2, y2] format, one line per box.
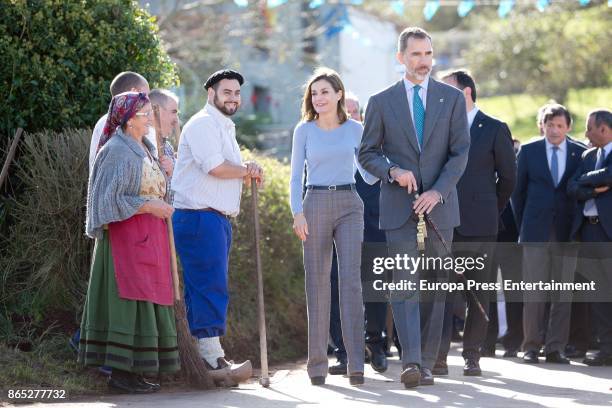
[511, 137, 586, 242]
[567, 147, 612, 240]
[355, 172, 386, 243]
[456, 110, 516, 237]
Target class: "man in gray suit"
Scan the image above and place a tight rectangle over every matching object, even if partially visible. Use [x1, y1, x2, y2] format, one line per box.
[359, 27, 470, 388]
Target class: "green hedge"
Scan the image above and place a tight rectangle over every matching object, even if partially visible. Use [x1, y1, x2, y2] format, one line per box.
[0, 0, 177, 139]
[0, 129, 92, 344]
[0, 129, 307, 364]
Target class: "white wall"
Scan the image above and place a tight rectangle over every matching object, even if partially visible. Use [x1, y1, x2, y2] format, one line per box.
[339, 8, 400, 110]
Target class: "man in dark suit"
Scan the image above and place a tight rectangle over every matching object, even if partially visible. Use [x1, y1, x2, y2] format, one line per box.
[511, 104, 586, 364]
[359, 27, 470, 388]
[435, 70, 516, 376]
[567, 109, 612, 366]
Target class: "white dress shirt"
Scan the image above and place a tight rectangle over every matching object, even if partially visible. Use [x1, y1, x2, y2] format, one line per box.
[467, 106, 479, 129]
[89, 114, 157, 174]
[403, 75, 429, 149]
[171, 103, 243, 216]
[545, 138, 567, 185]
[584, 141, 612, 216]
[89, 114, 107, 174]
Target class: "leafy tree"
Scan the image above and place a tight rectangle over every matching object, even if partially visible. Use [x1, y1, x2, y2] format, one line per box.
[0, 0, 178, 139]
[464, 3, 611, 104]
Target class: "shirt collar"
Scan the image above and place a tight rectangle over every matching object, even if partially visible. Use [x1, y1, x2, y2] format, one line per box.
[545, 137, 567, 152]
[601, 141, 612, 158]
[467, 106, 479, 127]
[204, 103, 235, 129]
[403, 75, 430, 93]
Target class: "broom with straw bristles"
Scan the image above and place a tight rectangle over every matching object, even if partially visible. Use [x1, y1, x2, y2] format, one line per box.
[152, 105, 214, 389]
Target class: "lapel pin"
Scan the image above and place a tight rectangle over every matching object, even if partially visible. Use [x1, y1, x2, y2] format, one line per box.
[439, 98, 444, 102]
[478, 123, 483, 128]
[571, 152, 575, 157]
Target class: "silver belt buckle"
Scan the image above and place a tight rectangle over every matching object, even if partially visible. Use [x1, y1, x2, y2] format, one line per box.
[328, 185, 337, 191]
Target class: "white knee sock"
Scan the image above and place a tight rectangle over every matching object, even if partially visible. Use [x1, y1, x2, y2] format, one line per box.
[198, 336, 225, 368]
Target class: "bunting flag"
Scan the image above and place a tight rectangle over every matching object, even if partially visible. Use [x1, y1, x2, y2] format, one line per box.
[237, 0, 602, 28]
[423, 0, 440, 21]
[390, 0, 404, 16]
[267, 0, 287, 8]
[322, 5, 350, 39]
[457, 0, 475, 17]
[498, 0, 515, 18]
[536, 0, 550, 11]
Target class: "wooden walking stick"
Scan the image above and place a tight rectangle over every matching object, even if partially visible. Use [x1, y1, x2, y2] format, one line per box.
[0, 128, 24, 190]
[421, 210, 490, 323]
[152, 105, 213, 388]
[251, 178, 270, 387]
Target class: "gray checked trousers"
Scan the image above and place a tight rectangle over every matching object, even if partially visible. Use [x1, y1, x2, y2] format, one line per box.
[303, 189, 365, 377]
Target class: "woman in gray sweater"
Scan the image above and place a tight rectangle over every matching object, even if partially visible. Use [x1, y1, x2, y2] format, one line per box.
[290, 67, 376, 386]
[80, 92, 179, 393]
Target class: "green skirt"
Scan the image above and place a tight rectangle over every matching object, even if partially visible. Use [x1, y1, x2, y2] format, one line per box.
[78, 231, 180, 373]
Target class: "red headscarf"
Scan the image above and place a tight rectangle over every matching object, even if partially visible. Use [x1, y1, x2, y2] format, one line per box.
[98, 92, 149, 152]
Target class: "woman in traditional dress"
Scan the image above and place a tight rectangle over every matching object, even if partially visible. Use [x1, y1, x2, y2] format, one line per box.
[79, 92, 179, 393]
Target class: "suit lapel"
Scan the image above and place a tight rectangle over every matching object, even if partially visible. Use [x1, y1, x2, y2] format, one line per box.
[559, 141, 580, 186]
[602, 148, 612, 168]
[422, 77, 443, 149]
[388, 80, 420, 155]
[469, 110, 486, 144]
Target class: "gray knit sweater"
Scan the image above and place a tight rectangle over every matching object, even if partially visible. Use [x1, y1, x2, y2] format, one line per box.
[86, 128, 155, 239]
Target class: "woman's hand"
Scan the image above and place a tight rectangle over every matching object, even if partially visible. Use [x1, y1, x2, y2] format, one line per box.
[143, 199, 174, 219]
[293, 213, 309, 241]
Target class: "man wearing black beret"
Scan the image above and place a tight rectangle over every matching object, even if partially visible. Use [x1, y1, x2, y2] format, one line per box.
[171, 68, 263, 385]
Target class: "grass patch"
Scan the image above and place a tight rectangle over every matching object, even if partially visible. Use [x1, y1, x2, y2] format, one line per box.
[478, 87, 612, 143]
[0, 336, 106, 398]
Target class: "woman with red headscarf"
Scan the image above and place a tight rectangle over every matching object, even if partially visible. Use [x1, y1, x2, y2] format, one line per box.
[79, 92, 179, 393]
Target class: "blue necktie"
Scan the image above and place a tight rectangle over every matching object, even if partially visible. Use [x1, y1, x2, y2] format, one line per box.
[551, 146, 559, 186]
[413, 85, 425, 148]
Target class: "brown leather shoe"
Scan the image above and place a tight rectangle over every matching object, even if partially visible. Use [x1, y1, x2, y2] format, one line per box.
[419, 367, 434, 385]
[400, 363, 421, 388]
[310, 376, 325, 385]
[432, 359, 448, 376]
[349, 372, 364, 386]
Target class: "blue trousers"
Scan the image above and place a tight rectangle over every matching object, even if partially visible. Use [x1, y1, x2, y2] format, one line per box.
[173, 209, 232, 338]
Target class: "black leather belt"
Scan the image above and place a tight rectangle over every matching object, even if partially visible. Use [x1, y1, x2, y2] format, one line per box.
[307, 184, 355, 191]
[585, 216, 600, 224]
